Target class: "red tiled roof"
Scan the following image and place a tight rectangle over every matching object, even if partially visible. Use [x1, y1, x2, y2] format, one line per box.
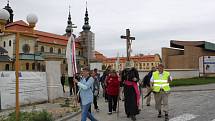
[6, 20, 29, 27]
[35, 30, 68, 45]
[95, 51, 107, 62]
[105, 55, 157, 63]
[5, 20, 80, 47]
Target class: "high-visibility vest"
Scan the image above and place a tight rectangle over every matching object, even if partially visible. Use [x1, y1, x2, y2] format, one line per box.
[152, 71, 171, 92]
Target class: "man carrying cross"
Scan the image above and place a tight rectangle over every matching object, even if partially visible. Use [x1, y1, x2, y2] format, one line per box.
[120, 29, 140, 121]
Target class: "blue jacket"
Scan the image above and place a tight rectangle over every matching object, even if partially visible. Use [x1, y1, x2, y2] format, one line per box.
[77, 76, 94, 105]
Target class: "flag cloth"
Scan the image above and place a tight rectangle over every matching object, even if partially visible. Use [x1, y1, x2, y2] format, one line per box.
[115, 52, 120, 71]
[66, 35, 77, 77]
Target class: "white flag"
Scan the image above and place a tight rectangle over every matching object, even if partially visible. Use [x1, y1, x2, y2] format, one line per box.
[66, 35, 77, 77]
[115, 52, 120, 71]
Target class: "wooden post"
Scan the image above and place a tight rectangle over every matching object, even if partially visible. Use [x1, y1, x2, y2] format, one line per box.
[15, 32, 20, 121]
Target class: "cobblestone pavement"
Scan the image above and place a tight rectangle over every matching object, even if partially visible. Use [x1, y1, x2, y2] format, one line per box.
[69, 85, 215, 121]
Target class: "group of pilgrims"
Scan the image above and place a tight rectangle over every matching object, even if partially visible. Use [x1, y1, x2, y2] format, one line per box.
[62, 62, 172, 121]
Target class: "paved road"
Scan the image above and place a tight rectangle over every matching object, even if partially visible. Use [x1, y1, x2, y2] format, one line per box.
[69, 86, 215, 121]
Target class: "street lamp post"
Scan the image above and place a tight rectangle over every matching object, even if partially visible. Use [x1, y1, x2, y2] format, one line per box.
[0, 9, 38, 121]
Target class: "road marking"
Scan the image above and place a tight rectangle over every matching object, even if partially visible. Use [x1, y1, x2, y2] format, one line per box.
[169, 114, 197, 121]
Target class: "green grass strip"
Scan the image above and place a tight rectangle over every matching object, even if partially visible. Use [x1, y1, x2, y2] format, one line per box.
[170, 77, 215, 87]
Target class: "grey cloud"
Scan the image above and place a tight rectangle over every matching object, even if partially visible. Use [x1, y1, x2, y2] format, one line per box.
[1, 0, 215, 57]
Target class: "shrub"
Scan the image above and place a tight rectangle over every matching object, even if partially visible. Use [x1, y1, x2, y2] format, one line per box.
[2, 110, 53, 121]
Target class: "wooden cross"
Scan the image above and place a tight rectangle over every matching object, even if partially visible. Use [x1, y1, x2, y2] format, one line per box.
[121, 29, 135, 61]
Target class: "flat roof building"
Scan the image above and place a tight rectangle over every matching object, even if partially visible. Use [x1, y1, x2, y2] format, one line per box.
[162, 40, 215, 69]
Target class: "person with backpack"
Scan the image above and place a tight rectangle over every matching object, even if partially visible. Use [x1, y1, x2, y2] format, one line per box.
[142, 67, 156, 106]
[74, 67, 98, 121]
[100, 65, 112, 102]
[106, 70, 120, 115]
[90, 69, 100, 112]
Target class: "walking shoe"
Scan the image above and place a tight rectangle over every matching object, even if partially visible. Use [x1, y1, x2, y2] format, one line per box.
[157, 111, 162, 118]
[96, 108, 100, 112]
[146, 104, 150, 106]
[131, 115, 136, 121]
[165, 113, 169, 120]
[107, 112, 112, 115]
[113, 110, 116, 113]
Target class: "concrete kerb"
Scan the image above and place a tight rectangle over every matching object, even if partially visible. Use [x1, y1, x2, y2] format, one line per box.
[172, 88, 215, 92]
[55, 110, 81, 121]
[171, 84, 215, 92]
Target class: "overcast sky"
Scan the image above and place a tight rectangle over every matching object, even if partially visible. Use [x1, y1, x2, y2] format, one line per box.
[1, 0, 215, 57]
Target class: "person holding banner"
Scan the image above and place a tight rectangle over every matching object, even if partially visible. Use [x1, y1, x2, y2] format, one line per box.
[74, 67, 98, 121]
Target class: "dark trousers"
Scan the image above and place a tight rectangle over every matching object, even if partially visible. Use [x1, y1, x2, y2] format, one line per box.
[105, 92, 108, 101]
[104, 87, 108, 100]
[108, 95, 118, 112]
[61, 81, 65, 93]
[68, 77, 74, 95]
[93, 96, 98, 109]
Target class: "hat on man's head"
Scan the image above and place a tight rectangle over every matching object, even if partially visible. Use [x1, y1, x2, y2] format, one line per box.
[82, 66, 90, 71]
[125, 61, 134, 69]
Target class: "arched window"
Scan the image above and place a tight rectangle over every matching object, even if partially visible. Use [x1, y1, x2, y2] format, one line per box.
[41, 64, 45, 72]
[63, 59, 66, 64]
[3, 41, 6, 47]
[9, 40, 12, 46]
[32, 63, 35, 70]
[37, 63, 41, 71]
[58, 48, 61, 54]
[5, 64, 9, 71]
[41, 46, 44, 52]
[26, 63, 29, 70]
[50, 47, 53, 53]
[78, 51, 81, 55]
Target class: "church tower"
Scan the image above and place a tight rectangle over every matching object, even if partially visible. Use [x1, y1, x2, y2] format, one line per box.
[3, 0, 14, 24]
[80, 4, 95, 65]
[65, 6, 77, 37]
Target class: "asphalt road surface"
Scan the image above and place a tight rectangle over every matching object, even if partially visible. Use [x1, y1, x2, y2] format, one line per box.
[70, 89, 215, 121]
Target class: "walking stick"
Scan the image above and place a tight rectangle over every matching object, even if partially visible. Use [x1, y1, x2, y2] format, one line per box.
[73, 77, 77, 107]
[141, 87, 144, 109]
[144, 90, 152, 99]
[117, 87, 120, 118]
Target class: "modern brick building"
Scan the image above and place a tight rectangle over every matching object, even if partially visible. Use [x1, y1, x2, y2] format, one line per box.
[162, 40, 215, 69]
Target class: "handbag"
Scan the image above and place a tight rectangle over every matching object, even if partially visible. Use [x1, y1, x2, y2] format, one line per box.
[94, 90, 99, 96]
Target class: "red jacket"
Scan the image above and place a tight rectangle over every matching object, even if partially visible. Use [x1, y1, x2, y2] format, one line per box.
[106, 75, 120, 96]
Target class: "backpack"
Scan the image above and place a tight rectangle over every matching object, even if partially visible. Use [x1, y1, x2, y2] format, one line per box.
[142, 71, 152, 87]
[93, 77, 100, 97]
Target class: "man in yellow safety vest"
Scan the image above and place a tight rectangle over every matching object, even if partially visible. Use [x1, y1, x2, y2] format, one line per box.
[150, 64, 172, 120]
